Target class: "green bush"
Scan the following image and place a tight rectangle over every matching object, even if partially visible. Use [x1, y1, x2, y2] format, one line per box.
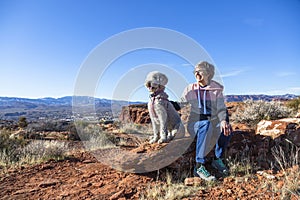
[286, 97, 300, 111]
[18, 116, 28, 128]
[231, 99, 293, 127]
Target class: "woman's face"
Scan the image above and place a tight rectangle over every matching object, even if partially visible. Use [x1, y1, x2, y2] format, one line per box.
[194, 68, 209, 85]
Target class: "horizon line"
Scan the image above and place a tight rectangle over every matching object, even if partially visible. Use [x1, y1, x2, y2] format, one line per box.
[0, 93, 298, 101]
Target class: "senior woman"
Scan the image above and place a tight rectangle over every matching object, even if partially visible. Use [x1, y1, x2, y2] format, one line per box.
[180, 61, 232, 181]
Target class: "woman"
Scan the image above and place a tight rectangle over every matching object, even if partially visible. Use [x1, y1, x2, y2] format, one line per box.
[180, 61, 232, 181]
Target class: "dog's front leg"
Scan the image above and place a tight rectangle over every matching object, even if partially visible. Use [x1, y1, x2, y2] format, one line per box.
[149, 119, 160, 144]
[156, 104, 168, 144]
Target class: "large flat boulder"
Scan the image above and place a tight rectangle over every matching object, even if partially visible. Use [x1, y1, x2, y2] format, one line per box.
[256, 118, 300, 145]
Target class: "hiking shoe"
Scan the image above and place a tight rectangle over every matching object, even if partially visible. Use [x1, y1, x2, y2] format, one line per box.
[194, 165, 216, 181]
[211, 158, 229, 176]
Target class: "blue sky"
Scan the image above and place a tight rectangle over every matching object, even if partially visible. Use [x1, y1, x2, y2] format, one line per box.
[0, 0, 300, 101]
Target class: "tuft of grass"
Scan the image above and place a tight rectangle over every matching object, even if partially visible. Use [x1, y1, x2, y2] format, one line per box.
[19, 140, 69, 165]
[226, 156, 254, 177]
[82, 133, 116, 151]
[140, 171, 202, 200]
[271, 144, 300, 199]
[119, 122, 152, 135]
[74, 122, 117, 150]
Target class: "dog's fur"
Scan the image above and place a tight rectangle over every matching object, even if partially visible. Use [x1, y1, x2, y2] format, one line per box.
[145, 71, 182, 144]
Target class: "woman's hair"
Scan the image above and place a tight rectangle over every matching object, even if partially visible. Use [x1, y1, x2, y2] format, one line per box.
[194, 61, 215, 81]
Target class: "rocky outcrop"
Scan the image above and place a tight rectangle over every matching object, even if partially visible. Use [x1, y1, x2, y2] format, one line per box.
[119, 102, 191, 125]
[119, 103, 150, 124]
[256, 118, 300, 146]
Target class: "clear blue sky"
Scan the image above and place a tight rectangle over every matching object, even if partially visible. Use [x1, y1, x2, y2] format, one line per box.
[1, 0, 300, 101]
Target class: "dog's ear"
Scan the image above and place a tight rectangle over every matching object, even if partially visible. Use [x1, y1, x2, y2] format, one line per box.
[157, 73, 168, 86]
[158, 85, 165, 90]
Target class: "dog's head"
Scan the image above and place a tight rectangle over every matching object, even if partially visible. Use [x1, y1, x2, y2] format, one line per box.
[145, 71, 168, 94]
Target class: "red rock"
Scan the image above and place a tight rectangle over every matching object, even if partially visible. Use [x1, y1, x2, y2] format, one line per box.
[277, 181, 284, 189]
[109, 189, 125, 200]
[119, 104, 150, 124]
[184, 177, 202, 186]
[256, 118, 300, 139]
[38, 179, 60, 188]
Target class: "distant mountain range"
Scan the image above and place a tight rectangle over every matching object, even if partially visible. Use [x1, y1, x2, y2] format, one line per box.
[0, 96, 142, 108]
[225, 94, 298, 102]
[0, 94, 297, 107]
[0, 94, 298, 121]
[0, 96, 143, 121]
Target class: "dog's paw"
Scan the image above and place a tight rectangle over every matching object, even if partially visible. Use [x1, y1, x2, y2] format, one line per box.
[149, 137, 159, 144]
[158, 137, 167, 144]
[167, 134, 174, 141]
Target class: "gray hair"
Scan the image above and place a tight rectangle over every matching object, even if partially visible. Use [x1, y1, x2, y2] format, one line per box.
[194, 61, 215, 81]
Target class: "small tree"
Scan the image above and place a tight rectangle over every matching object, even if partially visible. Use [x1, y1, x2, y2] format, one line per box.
[18, 116, 28, 129]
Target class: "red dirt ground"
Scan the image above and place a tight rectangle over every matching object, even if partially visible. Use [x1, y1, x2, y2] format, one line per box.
[1, 143, 298, 200]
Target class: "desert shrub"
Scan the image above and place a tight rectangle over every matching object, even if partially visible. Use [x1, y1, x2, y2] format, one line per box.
[0, 129, 68, 166]
[67, 122, 80, 140]
[19, 140, 68, 164]
[0, 130, 27, 166]
[28, 120, 72, 132]
[231, 99, 293, 127]
[75, 121, 116, 149]
[18, 116, 28, 128]
[75, 121, 101, 141]
[286, 97, 300, 111]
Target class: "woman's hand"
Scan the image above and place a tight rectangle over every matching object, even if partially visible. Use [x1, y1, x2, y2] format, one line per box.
[220, 120, 232, 136]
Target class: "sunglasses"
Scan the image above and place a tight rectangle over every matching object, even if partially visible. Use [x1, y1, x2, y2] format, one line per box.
[194, 70, 206, 74]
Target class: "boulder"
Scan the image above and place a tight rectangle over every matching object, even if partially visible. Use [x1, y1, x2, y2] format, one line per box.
[119, 104, 150, 124]
[256, 118, 300, 140]
[184, 177, 202, 186]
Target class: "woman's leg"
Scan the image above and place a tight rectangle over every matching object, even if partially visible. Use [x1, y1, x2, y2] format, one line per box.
[215, 129, 232, 159]
[194, 120, 210, 164]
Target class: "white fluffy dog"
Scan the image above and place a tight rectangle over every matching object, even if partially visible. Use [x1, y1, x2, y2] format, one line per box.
[145, 71, 182, 144]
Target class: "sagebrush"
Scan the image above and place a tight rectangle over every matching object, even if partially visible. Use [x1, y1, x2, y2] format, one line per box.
[0, 130, 68, 167]
[231, 99, 293, 127]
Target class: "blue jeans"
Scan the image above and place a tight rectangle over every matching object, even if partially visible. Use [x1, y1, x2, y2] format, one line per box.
[194, 120, 231, 164]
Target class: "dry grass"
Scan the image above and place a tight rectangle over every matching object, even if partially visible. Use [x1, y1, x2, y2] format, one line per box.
[0, 139, 69, 170]
[140, 171, 201, 200]
[75, 122, 117, 150]
[226, 156, 254, 177]
[271, 144, 300, 199]
[119, 122, 152, 135]
[19, 140, 69, 164]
